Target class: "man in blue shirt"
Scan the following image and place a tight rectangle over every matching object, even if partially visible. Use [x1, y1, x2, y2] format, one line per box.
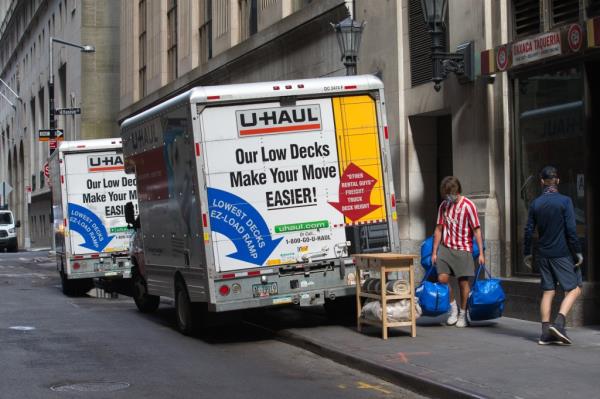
[524, 166, 583, 345]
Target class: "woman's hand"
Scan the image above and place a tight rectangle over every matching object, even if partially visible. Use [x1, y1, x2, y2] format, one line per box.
[478, 253, 485, 266]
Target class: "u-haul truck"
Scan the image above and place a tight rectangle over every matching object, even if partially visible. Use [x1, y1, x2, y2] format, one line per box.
[49, 139, 138, 296]
[120, 75, 400, 334]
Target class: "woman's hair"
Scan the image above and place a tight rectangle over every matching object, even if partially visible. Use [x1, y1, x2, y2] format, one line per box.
[440, 176, 462, 196]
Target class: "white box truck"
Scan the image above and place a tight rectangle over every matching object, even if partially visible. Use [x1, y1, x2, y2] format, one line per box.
[120, 75, 400, 334]
[49, 139, 138, 296]
[0, 209, 20, 252]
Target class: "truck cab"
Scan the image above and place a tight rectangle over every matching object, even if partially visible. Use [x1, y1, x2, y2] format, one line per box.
[0, 209, 20, 252]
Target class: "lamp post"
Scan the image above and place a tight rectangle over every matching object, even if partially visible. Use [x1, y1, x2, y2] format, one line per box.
[332, 17, 365, 76]
[48, 37, 95, 151]
[421, 0, 473, 91]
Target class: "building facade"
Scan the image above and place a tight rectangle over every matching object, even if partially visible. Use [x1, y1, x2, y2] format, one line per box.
[119, 0, 597, 325]
[0, 0, 121, 249]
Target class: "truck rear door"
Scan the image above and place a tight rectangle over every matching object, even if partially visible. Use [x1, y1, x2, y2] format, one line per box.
[64, 150, 137, 255]
[200, 94, 391, 273]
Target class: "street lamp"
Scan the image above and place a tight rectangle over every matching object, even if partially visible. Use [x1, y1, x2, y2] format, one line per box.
[48, 37, 95, 149]
[332, 17, 365, 76]
[421, 0, 473, 91]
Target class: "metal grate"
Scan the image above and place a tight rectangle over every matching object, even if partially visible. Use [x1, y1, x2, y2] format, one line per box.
[552, 0, 579, 25]
[589, 0, 600, 16]
[513, 0, 541, 37]
[408, 0, 446, 87]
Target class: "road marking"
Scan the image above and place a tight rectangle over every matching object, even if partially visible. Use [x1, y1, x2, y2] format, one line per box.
[9, 326, 36, 331]
[385, 352, 431, 364]
[356, 381, 392, 395]
[0, 273, 49, 278]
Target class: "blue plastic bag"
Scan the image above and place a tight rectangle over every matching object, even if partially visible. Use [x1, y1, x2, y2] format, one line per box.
[467, 264, 505, 321]
[415, 266, 450, 317]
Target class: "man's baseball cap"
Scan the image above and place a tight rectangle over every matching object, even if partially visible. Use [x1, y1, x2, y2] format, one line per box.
[540, 165, 558, 179]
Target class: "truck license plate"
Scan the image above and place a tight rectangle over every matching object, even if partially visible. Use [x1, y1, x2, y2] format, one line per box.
[252, 282, 278, 298]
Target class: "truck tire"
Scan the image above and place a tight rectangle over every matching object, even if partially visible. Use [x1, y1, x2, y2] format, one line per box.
[61, 272, 93, 297]
[10, 242, 18, 252]
[174, 279, 202, 335]
[132, 270, 159, 313]
[324, 296, 357, 321]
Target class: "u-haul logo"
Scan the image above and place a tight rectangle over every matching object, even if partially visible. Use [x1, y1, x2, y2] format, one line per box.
[236, 105, 321, 136]
[87, 154, 125, 172]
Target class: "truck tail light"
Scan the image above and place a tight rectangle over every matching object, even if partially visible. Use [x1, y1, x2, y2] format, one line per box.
[73, 262, 80, 270]
[219, 285, 230, 296]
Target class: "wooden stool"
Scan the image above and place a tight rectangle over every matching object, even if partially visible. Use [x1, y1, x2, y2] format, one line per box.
[355, 253, 417, 339]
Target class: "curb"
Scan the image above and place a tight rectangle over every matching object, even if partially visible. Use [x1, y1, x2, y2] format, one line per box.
[247, 322, 487, 399]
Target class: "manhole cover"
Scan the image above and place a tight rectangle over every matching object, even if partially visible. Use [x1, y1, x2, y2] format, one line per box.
[9, 326, 35, 331]
[51, 382, 130, 392]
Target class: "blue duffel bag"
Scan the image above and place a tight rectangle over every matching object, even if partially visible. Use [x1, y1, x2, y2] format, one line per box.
[415, 266, 450, 317]
[467, 264, 505, 321]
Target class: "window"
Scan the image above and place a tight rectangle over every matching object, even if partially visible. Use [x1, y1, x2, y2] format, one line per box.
[199, 0, 212, 63]
[512, 0, 540, 37]
[215, 0, 229, 37]
[408, 0, 447, 87]
[138, 0, 147, 97]
[239, 0, 257, 41]
[167, 0, 178, 81]
[514, 66, 586, 276]
[589, 0, 600, 17]
[551, 0, 579, 26]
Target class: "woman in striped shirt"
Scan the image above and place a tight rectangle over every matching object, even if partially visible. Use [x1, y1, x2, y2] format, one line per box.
[431, 176, 485, 327]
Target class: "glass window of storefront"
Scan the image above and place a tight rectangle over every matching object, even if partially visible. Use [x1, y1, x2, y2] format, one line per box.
[513, 65, 587, 276]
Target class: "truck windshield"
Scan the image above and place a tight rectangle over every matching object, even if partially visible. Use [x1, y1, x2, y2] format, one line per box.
[0, 213, 13, 225]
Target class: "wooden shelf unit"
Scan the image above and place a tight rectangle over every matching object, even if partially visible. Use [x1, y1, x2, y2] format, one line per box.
[355, 253, 417, 339]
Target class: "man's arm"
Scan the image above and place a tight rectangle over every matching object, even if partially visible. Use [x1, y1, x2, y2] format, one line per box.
[431, 224, 443, 265]
[523, 202, 536, 256]
[473, 227, 485, 265]
[564, 197, 583, 265]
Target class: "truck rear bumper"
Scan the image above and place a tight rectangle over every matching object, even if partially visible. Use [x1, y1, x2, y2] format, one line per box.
[66, 270, 132, 280]
[209, 285, 355, 312]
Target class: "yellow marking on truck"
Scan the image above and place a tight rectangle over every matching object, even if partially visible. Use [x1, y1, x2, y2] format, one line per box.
[267, 259, 281, 266]
[392, 211, 397, 221]
[204, 232, 210, 242]
[333, 95, 386, 223]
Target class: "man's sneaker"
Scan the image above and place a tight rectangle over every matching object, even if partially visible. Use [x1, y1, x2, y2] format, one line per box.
[456, 312, 468, 328]
[538, 332, 563, 345]
[549, 324, 572, 345]
[446, 304, 458, 326]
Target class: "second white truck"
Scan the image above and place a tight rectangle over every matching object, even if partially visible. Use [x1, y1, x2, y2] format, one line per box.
[50, 139, 138, 296]
[121, 75, 400, 334]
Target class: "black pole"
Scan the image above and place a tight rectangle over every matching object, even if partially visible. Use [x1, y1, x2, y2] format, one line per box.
[48, 79, 55, 154]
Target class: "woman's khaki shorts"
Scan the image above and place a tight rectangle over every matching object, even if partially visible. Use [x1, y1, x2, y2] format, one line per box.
[436, 245, 475, 278]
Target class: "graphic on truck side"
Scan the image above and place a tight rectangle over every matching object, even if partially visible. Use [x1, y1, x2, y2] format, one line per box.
[65, 151, 138, 254]
[203, 95, 387, 271]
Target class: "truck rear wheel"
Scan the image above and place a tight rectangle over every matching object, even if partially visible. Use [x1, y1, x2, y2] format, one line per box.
[175, 279, 202, 335]
[132, 270, 159, 313]
[60, 272, 93, 297]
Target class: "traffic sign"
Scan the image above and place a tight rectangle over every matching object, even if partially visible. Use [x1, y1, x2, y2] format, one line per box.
[49, 140, 58, 150]
[39, 129, 64, 142]
[55, 107, 81, 115]
[43, 162, 50, 178]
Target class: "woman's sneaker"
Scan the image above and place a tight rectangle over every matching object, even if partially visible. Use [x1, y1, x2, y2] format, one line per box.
[446, 302, 458, 325]
[456, 311, 468, 328]
[538, 332, 562, 345]
[549, 324, 572, 345]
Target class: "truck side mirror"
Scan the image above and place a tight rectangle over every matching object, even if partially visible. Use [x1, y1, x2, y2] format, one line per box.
[15, 220, 21, 228]
[124, 202, 136, 228]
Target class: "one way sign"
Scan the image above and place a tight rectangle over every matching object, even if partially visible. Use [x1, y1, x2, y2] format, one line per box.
[38, 129, 64, 142]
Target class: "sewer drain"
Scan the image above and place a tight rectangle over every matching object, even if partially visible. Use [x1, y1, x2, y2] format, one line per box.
[50, 382, 130, 392]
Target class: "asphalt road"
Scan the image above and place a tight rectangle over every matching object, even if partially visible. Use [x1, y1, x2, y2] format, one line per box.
[0, 251, 424, 399]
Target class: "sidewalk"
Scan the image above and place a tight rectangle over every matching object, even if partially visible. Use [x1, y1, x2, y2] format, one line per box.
[248, 307, 600, 399]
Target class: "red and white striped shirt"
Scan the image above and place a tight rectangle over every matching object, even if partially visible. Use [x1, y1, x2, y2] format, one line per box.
[436, 196, 480, 252]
